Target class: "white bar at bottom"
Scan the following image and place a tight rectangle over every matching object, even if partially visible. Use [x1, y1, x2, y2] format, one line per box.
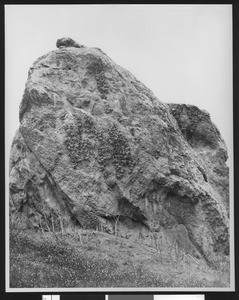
[42, 295, 60, 300]
[155, 296, 205, 300]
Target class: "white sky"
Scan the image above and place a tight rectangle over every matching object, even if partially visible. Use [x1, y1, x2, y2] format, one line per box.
[5, 4, 233, 162]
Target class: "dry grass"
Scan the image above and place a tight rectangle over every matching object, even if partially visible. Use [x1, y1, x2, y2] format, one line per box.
[9, 224, 230, 288]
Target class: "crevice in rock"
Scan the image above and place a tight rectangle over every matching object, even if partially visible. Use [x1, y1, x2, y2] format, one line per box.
[163, 190, 213, 264]
[198, 166, 208, 182]
[118, 197, 147, 223]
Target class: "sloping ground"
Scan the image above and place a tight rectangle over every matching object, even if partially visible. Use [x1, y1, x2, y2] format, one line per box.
[9, 227, 230, 288]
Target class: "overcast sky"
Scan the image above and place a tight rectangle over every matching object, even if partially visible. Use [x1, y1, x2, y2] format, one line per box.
[5, 4, 232, 163]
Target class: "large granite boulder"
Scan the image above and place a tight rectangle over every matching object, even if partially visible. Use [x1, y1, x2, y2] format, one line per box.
[9, 38, 229, 262]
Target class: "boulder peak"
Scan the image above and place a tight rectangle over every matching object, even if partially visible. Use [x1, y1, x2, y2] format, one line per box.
[56, 37, 84, 48]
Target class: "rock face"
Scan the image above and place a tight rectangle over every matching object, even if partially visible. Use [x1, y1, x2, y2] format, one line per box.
[9, 38, 229, 263]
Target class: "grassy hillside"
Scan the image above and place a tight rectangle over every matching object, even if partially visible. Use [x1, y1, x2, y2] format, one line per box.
[9, 225, 230, 288]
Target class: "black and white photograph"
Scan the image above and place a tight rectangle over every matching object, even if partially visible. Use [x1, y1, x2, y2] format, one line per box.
[5, 4, 234, 290]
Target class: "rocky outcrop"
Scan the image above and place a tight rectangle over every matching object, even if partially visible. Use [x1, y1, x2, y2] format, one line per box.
[56, 37, 84, 49]
[9, 38, 229, 263]
[169, 103, 229, 215]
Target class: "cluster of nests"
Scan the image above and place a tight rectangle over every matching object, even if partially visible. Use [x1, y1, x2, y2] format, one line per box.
[95, 131, 104, 142]
[75, 118, 83, 135]
[64, 115, 135, 178]
[87, 60, 109, 99]
[63, 123, 75, 133]
[77, 114, 98, 136]
[77, 140, 93, 161]
[64, 135, 80, 164]
[108, 125, 134, 178]
[97, 144, 112, 168]
[64, 120, 93, 164]
[95, 72, 109, 99]
[82, 115, 96, 135]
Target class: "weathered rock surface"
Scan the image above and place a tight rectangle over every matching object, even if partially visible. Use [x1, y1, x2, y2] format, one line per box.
[9, 38, 229, 263]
